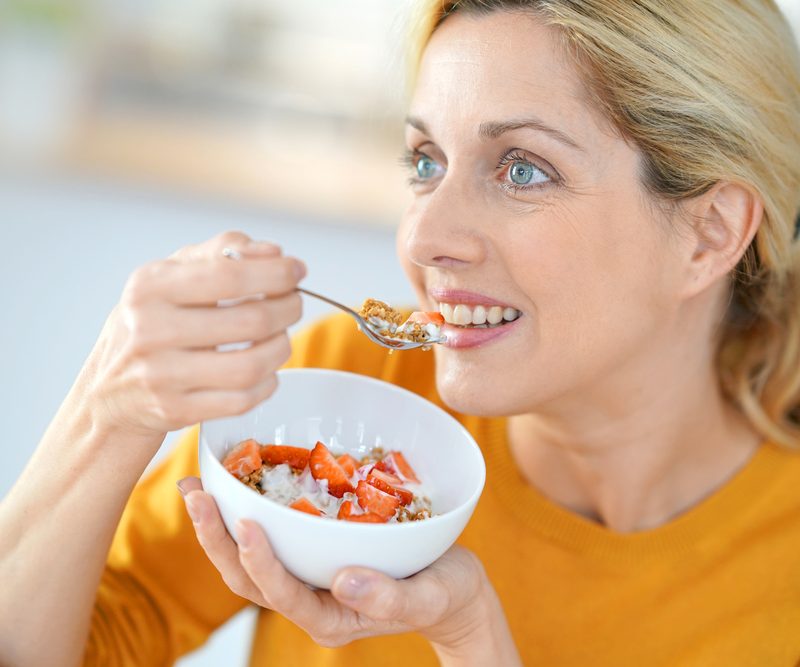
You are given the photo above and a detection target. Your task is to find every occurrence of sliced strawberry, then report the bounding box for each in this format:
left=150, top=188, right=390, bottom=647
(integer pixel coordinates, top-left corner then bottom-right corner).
left=367, top=470, right=413, bottom=506
left=337, top=499, right=355, bottom=520
left=289, top=497, right=323, bottom=516
left=369, top=466, right=403, bottom=486
left=336, top=453, right=358, bottom=477
left=260, top=445, right=311, bottom=471
left=338, top=500, right=386, bottom=523
left=309, top=441, right=354, bottom=498
left=381, top=451, right=420, bottom=484
left=405, top=311, right=445, bottom=326
left=355, top=480, right=400, bottom=520
left=222, top=439, right=262, bottom=478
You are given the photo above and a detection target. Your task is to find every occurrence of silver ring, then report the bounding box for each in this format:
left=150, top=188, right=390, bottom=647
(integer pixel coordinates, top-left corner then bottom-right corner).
left=222, top=247, right=242, bottom=260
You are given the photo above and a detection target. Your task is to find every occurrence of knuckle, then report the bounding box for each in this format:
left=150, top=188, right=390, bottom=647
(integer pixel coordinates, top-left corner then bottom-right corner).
left=260, top=373, right=279, bottom=398
left=124, top=264, right=154, bottom=306
left=279, top=258, right=298, bottom=286
left=126, top=316, right=161, bottom=355
left=272, top=333, right=292, bottom=365
left=137, top=364, right=164, bottom=393
left=216, top=230, right=250, bottom=247
left=309, top=631, right=347, bottom=649
left=247, top=376, right=278, bottom=410
left=380, top=589, right=407, bottom=619
left=289, top=292, right=303, bottom=321
left=149, top=396, right=177, bottom=428
left=223, top=578, right=248, bottom=600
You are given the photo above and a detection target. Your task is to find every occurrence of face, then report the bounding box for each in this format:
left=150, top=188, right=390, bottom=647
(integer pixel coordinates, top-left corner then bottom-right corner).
left=397, top=10, right=689, bottom=417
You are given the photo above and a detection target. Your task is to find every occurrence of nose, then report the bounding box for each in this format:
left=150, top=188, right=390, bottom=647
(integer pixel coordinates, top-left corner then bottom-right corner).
left=402, top=174, right=488, bottom=271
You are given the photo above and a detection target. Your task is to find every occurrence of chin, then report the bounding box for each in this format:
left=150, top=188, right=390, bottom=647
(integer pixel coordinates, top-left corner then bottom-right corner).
left=434, top=359, right=535, bottom=417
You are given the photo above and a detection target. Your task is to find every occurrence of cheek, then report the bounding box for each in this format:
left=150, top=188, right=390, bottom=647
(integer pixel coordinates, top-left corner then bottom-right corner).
left=432, top=207, right=677, bottom=416
left=396, top=216, right=427, bottom=305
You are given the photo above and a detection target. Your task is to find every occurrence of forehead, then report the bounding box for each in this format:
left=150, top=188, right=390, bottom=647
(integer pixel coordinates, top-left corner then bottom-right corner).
left=410, top=10, right=594, bottom=140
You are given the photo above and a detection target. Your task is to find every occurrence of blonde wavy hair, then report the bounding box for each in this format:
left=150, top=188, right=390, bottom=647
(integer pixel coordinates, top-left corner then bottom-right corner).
left=408, top=0, right=800, bottom=447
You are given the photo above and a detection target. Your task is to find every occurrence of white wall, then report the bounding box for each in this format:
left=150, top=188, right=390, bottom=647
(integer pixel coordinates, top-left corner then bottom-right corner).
left=0, top=172, right=414, bottom=666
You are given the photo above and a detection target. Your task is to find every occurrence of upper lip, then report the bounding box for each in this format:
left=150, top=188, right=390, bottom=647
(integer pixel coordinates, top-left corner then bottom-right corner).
left=428, top=288, right=519, bottom=310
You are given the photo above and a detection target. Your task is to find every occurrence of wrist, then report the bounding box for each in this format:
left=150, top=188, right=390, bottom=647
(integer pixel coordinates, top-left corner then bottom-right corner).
left=426, top=574, right=522, bottom=667
left=73, top=340, right=167, bottom=454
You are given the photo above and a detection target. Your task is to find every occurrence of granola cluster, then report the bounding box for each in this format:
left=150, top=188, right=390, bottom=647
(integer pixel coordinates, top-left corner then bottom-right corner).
left=359, top=299, right=404, bottom=330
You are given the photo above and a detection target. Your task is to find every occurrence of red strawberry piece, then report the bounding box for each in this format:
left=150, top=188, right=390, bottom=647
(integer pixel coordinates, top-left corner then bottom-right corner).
left=260, top=445, right=311, bottom=471
left=309, top=441, right=355, bottom=498
left=338, top=500, right=386, bottom=523
left=355, top=480, right=400, bottom=521
left=405, top=311, right=445, bottom=326
left=222, top=439, right=262, bottom=478
left=369, top=466, right=403, bottom=486
left=289, top=497, right=323, bottom=516
left=384, top=451, right=420, bottom=484
left=336, top=453, right=358, bottom=477
left=367, top=470, right=413, bottom=506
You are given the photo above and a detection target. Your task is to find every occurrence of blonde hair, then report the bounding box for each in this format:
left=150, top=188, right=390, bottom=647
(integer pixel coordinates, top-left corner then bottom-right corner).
left=409, top=0, right=800, bottom=447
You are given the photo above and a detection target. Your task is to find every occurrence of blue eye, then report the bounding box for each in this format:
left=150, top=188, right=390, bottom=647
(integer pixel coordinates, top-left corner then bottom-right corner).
left=508, top=160, right=549, bottom=186
left=415, top=155, right=440, bottom=180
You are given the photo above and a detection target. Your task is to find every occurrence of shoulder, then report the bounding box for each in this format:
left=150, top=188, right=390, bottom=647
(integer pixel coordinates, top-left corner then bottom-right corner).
left=284, top=313, right=441, bottom=406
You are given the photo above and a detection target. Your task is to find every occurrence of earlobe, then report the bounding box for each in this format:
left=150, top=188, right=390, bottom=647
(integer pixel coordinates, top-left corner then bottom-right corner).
left=684, top=181, right=763, bottom=294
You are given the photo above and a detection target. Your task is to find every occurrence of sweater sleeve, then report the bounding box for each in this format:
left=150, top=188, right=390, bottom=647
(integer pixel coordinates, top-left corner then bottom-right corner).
left=82, top=425, right=248, bottom=666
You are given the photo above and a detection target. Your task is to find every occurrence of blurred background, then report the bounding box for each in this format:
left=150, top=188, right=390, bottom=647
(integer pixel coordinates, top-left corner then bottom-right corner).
left=1, top=1, right=798, bottom=665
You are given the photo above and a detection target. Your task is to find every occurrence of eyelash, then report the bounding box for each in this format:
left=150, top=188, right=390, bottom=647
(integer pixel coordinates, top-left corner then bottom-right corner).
left=399, top=148, right=559, bottom=192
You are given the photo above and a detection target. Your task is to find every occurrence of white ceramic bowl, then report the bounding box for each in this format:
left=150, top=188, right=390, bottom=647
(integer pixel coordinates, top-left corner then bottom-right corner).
left=199, top=368, right=485, bottom=589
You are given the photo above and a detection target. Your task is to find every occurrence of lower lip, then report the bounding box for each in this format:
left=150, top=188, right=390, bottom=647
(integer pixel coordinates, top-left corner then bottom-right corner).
left=440, top=318, right=522, bottom=349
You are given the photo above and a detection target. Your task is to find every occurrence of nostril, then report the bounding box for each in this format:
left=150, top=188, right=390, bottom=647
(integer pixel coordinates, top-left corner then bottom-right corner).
left=432, top=256, right=469, bottom=267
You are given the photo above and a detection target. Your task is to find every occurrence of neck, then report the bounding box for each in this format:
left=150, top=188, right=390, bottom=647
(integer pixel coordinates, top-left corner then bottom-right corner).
left=507, top=346, right=761, bottom=533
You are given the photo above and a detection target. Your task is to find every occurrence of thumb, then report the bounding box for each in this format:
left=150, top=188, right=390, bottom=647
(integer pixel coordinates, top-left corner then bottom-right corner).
left=330, top=567, right=411, bottom=622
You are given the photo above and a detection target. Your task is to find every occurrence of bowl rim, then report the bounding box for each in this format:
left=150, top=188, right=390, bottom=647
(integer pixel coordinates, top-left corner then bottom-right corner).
left=199, top=367, right=487, bottom=529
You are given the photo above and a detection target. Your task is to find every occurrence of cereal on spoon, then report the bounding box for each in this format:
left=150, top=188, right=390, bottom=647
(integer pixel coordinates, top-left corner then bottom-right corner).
left=358, top=298, right=445, bottom=349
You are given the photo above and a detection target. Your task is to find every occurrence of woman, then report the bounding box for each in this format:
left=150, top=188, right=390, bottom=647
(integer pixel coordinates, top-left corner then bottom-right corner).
left=2, top=1, right=799, bottom=665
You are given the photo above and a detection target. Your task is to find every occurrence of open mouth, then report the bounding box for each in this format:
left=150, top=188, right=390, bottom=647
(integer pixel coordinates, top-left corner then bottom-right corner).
left=436, top=302, right=522, bottom=329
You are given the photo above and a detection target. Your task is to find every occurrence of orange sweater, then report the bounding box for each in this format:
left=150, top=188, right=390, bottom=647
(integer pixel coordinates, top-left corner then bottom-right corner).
left=85, top=314, right=800, bottom=666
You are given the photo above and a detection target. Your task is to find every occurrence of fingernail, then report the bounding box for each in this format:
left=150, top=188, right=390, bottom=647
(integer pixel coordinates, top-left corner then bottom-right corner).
left=176, top=478, right=191, bottom=496
left=236, top=520, right=252, bottom=550
left=185, top=495, right=203, bottom=525
left=293, top=259, right=307, bottom=281
left=336, top=574, right=370, bottom=601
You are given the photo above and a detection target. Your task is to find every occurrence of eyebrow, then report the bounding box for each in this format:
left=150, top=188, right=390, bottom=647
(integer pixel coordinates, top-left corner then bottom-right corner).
left=405, top=115, right=583, bottom=152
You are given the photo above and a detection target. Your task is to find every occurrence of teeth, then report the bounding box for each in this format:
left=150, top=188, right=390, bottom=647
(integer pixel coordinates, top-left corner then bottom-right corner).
left=487, top=306, right=504, bottom=325
left=452, top=304, right=473, bottom=326
left=436, top=302, right=520, bottom=327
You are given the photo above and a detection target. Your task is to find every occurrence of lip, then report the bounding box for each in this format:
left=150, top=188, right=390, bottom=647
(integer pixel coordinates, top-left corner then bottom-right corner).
left=440, top=318, right=522, bottom=349
left=428, top=288, right=516, bottom=309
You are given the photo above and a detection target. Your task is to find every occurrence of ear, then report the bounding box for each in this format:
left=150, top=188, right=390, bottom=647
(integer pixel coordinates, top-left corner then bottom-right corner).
left=681, top=181, right=763, bottom=298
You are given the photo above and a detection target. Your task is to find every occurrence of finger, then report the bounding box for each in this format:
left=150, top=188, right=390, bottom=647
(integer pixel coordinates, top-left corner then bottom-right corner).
left=176, top=374, right=281, bottom=423
left=170, top=293, right=302, bottom=349
left=170, top=231, right=281, bottom=263
left=235, top=519, right=329, bottom=626
left=176, top=476, right=202, bottom=495
left=167, top=333, right=291, bottom=391
left=330, top=568, right=416, bottom=622
left=131, top=254, right=306, bottom=307
left=331, top=547, right=482, bottom=628
left=183, top=488, right=267, bottom=605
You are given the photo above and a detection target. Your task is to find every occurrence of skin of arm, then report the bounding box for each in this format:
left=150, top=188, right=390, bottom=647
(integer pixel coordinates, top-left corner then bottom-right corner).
left=0, top=232, right=305, bottom=667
